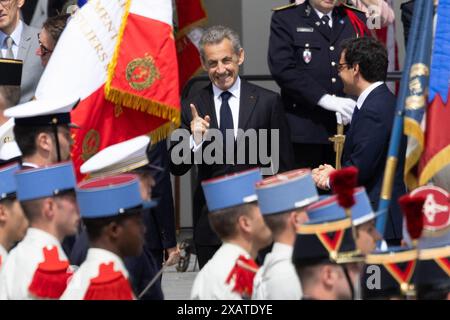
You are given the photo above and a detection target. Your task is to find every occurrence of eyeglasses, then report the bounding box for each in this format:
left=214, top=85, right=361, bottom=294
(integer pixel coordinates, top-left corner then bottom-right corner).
left=337, top=63, right=352, bottom=72
left=37, top=33, right=53, bottom=56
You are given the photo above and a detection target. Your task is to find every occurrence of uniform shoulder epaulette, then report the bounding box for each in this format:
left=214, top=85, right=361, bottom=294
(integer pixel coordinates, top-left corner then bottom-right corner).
left=84, top=262, right=134, bottom=300
left=341, top=2, right=365, bottom=14
left=272, top=3, right=297, bottom=12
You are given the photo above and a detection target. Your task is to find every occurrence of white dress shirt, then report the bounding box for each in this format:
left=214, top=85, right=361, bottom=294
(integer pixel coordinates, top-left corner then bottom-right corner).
left=191, top=77, right=242, bottom=151
left=252, top=242, right=303, bottom=300
left=191, top=242, right=251, bottom=300
left=313, top=8, right=333, bottom=28
left=0, top=20, right=23, bottom=59
left=61, top=248, right=132, bottom=300
left=0, top=228, right=69, bottom=300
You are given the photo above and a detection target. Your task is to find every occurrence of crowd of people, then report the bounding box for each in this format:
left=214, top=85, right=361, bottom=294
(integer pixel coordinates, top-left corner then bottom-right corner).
left=0, top=0, right=448, bottom=300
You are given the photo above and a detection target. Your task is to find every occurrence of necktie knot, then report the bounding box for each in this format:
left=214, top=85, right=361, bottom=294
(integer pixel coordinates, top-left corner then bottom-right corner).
left=220, top=91, right=232, bottom=102
left=321, top=15, right=331, bottom=27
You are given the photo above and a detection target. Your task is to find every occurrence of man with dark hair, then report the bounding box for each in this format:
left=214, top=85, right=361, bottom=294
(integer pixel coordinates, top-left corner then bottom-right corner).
left=0, top=162, right=79, bottom=299
left=61, top=174, right=154, bottom=300
left=36, top=13, right=70, bottom=67
left=0, top=0, right=44, bottom=102
left=5, top=98, right=78, bottom=168
left=312, top=37, right=406, bottom=245
left=252, top=169, right=318, bottom=300
left=0, top=162, right=28, bottom=270
left=191, top=169, right=272, bottom=299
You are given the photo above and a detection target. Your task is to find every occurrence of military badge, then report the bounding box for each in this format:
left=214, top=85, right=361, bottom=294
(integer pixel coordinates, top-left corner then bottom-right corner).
left=411, top=186, right=450, bottom=236
left=126, top=54, right=160, bottom=91
left=303, top=49, right=312, bottom=64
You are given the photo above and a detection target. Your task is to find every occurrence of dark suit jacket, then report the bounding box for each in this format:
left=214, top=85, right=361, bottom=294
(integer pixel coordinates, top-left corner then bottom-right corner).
left=401, top=0, right=415, bottom=47
left=268, top=1, right=367, bottom=144
left=170, top=79, right=294, bottom=245
left=342, top=83, right=406, bottom=240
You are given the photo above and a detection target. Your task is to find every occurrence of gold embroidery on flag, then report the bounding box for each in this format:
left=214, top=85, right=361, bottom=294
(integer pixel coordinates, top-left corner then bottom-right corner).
left=126, top=54, right=160, bottom=91
left=82, top=129, right=101, bottom=161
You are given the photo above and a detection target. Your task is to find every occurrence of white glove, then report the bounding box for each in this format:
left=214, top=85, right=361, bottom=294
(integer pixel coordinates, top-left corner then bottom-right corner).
left=318, top=94, right=356, bottom=125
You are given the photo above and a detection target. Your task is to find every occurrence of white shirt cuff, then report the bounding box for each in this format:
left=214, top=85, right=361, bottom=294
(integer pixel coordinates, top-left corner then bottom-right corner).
left=190, top=135, right=204, bottom=152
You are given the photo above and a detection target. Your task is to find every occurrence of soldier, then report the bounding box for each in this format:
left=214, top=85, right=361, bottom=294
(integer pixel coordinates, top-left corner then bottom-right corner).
left=70, top=135, right=176, bottom=300
left=4, top=98, right=79, bottom=168
left=61, top=174, right=155, bottom=300
left=307, top=187, right=385, bottom=254
left=293, top=214, right=364, bottom=300
left=0, top=162, right=79, bottom=299
left=361, top=247, right=418, bottom=299
left=252, top=169, right=319, bottom=300
left=191, top=169, right=272, bottom=299
left=0, top=162, right=28, bottom=270
left=268, top=0, right=368, bottom=169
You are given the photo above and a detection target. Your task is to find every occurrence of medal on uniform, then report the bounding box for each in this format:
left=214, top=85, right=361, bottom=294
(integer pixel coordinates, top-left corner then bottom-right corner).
left=303, top=49, right=312, bottom=64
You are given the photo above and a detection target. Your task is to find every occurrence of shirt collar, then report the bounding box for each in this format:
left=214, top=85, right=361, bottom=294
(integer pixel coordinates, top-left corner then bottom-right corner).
left=221, top=241, right=251, bottom=258
left=26, top=227, right=61, bottom=247
left=272, top=242, right=294, bottom=257
left=356, top=81, right=384, bottom=110
left=212, top=76, right=241, bottom=101
left=85, top=248, right=129, bottom=278
left=0, top=20, right=23, bottom=48
left=313, top=7, right=332, bottom=22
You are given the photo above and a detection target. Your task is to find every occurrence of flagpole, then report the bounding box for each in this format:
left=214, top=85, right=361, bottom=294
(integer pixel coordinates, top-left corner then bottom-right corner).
left=375, top=0, right=429, bottom=236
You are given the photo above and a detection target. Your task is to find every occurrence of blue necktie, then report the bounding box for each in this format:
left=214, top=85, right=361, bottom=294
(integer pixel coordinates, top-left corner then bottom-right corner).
left=220, top=91, right=234, bottom=144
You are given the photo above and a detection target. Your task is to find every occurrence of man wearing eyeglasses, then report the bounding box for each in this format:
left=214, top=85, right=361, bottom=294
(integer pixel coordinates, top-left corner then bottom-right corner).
left=0, top=0, right=44, bottom=102
left=35, top=13, right=69, bottom=67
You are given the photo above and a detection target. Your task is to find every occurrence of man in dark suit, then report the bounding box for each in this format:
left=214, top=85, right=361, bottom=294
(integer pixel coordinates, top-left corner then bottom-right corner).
left=170, top=25, right=294, bottom=268
left=312, top=37, right=405, bottom=244
left=268, top=0, right=368, bottom=170
left=0, top=0, right=44, bottom=102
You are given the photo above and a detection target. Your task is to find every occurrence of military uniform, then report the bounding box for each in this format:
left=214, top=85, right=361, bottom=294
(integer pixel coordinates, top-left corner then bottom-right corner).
left=268, top=1, right=367, bottom=168
left=62, top=174, right=157, bottom=300
left=0, top=162, right=77, bottom=300
left=191, top=169, right=263, bottom=300
left=253, top=169, right=319, bottom=300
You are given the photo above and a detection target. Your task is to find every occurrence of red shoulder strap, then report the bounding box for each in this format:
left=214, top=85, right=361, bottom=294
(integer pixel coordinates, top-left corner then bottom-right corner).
left=225, top=255, right=259, bottom=299
left=28, top=246, right=71, bottom=299
left=83, top=262, right=134, bottom=300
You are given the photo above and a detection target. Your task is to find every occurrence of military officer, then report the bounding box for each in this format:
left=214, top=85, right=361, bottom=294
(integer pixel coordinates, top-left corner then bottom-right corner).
left=61, top=174, right=156, bottom=300
left=191, top=169, right=272, bottom=300
left=268, top=0, right=368, bottom=169
left=0, top=162, right=79, bottom=299
left=293, top=213, right=365, bottom=300
left=252, top=169, right=319, bottom=300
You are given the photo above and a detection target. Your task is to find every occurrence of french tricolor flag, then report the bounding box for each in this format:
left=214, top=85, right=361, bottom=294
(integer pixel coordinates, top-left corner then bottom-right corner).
left=36, top=0, right=180, bottom=180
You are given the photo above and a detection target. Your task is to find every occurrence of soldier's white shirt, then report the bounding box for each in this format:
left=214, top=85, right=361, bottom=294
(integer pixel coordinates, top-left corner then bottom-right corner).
left=0, top=228, right=68, bottom=300
left=191, top=242, right=251, bottom=300
left=0, top=244, right=7, bottom=271
left=252, top=242, right=302, bottom=300
left=60, top=248, right=131, bottom=300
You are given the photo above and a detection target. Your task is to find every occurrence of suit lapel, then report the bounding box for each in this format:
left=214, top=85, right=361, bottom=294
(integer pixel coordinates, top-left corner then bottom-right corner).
left=17, top=24, right=32, bottom=61
left=330, top=8, right=346, bottom=44
left=237, top=80, right=257, bottom=131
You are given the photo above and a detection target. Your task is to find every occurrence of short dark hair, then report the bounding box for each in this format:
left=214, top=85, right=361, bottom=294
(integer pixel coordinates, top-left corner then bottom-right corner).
left=20, top=198, right=44, bottom=223
left=0, top=85, right=21, bottom=108
left=43, top=14, right=70, bottom=44
left=341, top=37, right=388, bottom=82
left=83, top=212, right=140, bottom=242
left=263, top=212, right=289, bottom=238
left=13, top=124, right=69, bottom=158
left=208, top=203, right=255, bottom=240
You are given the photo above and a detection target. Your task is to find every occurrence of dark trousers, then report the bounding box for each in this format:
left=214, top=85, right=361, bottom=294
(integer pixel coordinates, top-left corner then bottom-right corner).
left=196, top=244, right=221, bottom=269
left=292, top=143, right=335, bottom=170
